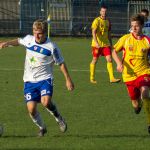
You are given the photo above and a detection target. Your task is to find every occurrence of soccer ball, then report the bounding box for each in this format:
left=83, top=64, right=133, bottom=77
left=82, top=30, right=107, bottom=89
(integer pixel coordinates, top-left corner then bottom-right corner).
left=0, top=125, right=3, bottom=136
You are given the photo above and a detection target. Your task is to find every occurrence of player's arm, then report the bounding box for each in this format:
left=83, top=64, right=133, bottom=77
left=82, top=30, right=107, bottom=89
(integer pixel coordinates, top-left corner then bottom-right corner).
left=108, top=20, right=112, bottom=48
left=108, top=30, right=112, bottom=48
left=0, top=39, right=19, bottom=49
left=59, top=62, right=74, bottom=91
left=92, top=28, right=100, bottom=48
left=112, top=49, right=123, bottom=73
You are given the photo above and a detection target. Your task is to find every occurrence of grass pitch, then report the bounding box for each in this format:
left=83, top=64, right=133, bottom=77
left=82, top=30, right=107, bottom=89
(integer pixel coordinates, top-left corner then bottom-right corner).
left=0, top=37, right=150, bottom=150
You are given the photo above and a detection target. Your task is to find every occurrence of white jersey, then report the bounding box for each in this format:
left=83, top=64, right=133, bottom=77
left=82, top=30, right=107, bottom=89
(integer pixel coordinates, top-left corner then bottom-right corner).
left=143, top=19, right=150, bottom=37
left=18, top=35, right=64, bottom=82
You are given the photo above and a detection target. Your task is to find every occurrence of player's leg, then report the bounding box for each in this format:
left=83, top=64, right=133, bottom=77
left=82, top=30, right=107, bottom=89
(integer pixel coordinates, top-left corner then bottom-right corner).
left=40, top=78, right=67, bottom=132
left=90, top=47, right=99, bottom=83
left=24, top=82, right=46, bottom=137
left=126, top=81, right=142, bottom=114
left=41, top=96, right=67, bottom=133
left=141, top=86, right=150, bottom=133
left=105, top=55, right=121, bottom=83
left=104, top=47, right=121, bottom=83
left=131, top=99, right=142, bottom=114
left=26, top=101, right=47, bottom=137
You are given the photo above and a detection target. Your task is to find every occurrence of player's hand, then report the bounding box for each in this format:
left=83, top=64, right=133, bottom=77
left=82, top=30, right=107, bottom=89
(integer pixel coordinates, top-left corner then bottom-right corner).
left=66, top=78, right=74, bottom=91
left=0, top=42, right=7, bottom=49
left=117, top=63, right=123, bottom=73
left=95, top=43, right=100, bottom=49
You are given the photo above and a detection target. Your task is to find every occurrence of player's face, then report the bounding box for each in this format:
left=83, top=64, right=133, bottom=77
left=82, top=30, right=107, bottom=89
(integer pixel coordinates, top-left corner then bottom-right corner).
left=131, top=21, right=143, bottom=36
left=100, top=8, right=107, bottom=19
left=33, top=28, right=46, bottom=43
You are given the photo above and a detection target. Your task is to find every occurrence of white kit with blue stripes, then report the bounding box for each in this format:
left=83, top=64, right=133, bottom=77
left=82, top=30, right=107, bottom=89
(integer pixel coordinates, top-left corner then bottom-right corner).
left=18, top=35, right=64, bottom=82
left=143, top=19, right=150, bottom=37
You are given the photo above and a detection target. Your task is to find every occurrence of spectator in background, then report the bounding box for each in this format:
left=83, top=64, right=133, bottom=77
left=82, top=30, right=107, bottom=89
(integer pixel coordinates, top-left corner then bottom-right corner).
left=140, top=9, right=150, bottom=37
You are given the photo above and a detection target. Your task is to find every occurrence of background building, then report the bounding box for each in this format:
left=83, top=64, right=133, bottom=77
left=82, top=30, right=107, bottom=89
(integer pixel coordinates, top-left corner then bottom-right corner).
left=0, top=0, right=150, bottom=36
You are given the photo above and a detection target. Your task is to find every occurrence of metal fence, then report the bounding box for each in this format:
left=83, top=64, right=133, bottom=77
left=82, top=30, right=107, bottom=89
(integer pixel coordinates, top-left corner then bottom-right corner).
left=0, top=0, right=150, bottom=36
left=0, top=0, right=20, bottom=34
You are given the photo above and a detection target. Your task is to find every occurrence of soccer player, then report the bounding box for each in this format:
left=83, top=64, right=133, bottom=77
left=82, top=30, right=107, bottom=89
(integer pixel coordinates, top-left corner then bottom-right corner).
left=112, top=14, right=150, bottom=133
left=90, top=5, right=121, bottom=84
left=140, top=9, right=150, bottom=37
left=0, top=19, right=74, bottom=137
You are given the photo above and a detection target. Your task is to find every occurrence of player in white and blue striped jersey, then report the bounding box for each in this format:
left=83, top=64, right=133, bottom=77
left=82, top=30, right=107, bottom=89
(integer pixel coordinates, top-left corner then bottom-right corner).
left=0, top=19, right=74, bottom=137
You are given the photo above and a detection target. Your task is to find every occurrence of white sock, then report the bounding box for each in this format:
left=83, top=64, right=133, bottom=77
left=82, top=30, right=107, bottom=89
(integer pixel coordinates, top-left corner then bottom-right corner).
left=30, top=112, right=45, bottom=130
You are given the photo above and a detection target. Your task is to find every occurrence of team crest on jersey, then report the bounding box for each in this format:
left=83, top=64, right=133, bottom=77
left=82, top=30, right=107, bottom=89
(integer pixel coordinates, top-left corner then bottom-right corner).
left=129, top=45, right=133, bottom=51
left=40, top=48, right=44, bottom=53
left=34, top=46, right=38, bottom=51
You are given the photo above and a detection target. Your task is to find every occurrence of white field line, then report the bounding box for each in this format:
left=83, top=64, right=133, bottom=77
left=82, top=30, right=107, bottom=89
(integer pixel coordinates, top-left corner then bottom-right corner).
left=0, top=68, right=115, bottom=72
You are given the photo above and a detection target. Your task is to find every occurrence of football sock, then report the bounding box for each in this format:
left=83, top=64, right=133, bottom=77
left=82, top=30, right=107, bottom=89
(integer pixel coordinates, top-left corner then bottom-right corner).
left=143, top=98, right=150, bottom=126
left=90, top=63, right=96, bottom=81
left=107, top=62, right=115, bottom=80
left=46, top=102, right=60, bottom=118
left=30, top=112, right=45, bottom=129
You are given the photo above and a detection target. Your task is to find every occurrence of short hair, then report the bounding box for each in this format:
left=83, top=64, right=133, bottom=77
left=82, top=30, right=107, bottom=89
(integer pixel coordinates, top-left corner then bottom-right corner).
left=130, top=14, right=145, bottom=26
left=33, top=19, right=48, bottom=34
left=141, top=9, right=149, bottom=16
left=100, top=5, right=108, bottom=10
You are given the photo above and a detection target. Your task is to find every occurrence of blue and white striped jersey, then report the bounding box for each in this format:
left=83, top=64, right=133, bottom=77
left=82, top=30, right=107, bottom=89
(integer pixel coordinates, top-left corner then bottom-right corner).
left=18, top=35, right=64, bottom=82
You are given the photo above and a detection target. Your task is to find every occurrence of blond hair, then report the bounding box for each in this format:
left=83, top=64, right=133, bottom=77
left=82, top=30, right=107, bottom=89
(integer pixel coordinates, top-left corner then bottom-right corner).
left=33, top=19, right=48, bottom=34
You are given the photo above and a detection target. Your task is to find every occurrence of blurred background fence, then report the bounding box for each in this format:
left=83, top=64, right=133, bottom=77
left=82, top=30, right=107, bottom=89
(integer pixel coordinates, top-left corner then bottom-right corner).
left=0, top=0, right=150, bottom=36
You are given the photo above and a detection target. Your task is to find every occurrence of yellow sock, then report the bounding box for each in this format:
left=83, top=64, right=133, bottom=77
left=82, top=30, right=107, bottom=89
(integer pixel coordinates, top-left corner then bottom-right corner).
left=143, top=98, right=150, bottom=126
left=90, top=63, right=96, bottom=81
left=107, top=62, right=114, bottom=80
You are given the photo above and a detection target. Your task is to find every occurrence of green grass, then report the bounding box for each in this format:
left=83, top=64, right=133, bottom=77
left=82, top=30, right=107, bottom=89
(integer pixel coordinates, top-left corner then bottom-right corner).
left=0, top=37, right=150, bottom=150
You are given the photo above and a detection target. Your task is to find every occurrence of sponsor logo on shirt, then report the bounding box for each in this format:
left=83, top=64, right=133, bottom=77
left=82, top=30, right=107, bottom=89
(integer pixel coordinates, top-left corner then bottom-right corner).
left=34, top=46, right=38, bottom=51
left=129, top=45, right=133, bottom=51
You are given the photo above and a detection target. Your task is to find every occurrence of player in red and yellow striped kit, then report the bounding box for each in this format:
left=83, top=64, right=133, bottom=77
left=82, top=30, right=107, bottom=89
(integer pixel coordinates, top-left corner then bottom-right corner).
left=90, top=5, right=120, bottom=84
left=112, top=14, right=150, bottom=134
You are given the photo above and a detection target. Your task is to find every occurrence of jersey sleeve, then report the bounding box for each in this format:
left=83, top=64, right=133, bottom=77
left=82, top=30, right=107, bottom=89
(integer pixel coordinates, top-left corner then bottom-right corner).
left=91, top=18, right=99, bottom=30
left=113, top=35, right=128, bottom=52
left=52, top=44, right=64, bottom=65
left=18, top=35, right=32, bottom=47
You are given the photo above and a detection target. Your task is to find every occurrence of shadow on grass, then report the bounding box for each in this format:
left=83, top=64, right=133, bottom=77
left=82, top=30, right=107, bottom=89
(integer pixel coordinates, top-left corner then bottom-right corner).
left=1, top=149, right=67, bottom=150
left=1, top=134, right=150, bottom=139
left=1, top=135, right=37, bottom=138
left=53, top=134, right=150, bottom=139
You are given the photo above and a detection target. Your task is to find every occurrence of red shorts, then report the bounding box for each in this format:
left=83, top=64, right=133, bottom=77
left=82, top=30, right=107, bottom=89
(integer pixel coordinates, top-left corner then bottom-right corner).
left=125, top=74, right=150, bottom=100
left=92, top=47, right=111, bottom=58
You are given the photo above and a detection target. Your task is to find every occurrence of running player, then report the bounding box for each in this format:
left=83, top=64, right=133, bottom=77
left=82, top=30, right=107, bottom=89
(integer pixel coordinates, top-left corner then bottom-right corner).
left=0, top=19, right=74, bottom=137
left=112, top=14, right=150, bottom=133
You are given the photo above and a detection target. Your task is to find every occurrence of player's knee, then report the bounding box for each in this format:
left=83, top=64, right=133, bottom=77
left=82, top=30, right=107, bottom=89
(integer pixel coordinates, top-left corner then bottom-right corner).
left=91, top=59, right=98, bottom=64
left=141, top=87, right=149, bottom=99
left=42, top=100, right=49, bottom=107
left=106, top=57, right=112, bottom=62
left=28, top=110, right=37, bottom=116
left=41, top=97, right=51, bottom=107
left=106, top=55, right=112, bottom=62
